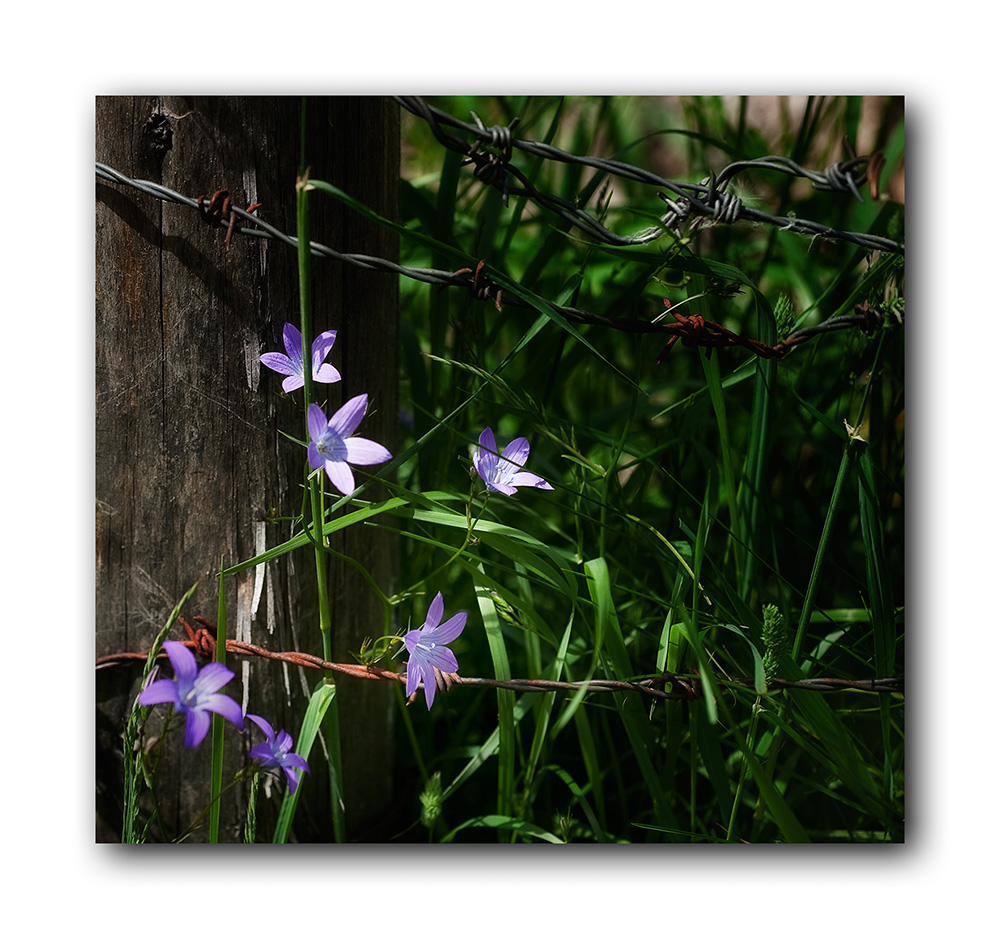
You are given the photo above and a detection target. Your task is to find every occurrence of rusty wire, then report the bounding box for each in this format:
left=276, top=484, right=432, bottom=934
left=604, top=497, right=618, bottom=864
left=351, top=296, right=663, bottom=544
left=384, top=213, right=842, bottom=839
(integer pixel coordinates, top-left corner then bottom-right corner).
left=395, top=96, right=904, bottom=255
left=94, top=617, right=903, bottom=701
left=96, top=163, right=897, bottom=362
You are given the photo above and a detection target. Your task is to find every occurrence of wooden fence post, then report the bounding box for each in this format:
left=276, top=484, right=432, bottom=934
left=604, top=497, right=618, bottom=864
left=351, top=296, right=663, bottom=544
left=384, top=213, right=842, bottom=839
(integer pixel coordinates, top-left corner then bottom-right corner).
left=96, top=96, right=399, bottom=842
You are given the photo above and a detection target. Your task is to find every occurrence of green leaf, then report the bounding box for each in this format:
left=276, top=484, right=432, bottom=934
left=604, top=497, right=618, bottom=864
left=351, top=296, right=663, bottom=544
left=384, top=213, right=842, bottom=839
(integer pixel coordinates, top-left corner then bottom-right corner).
left=441, top=814, right=565, bottom=844
left=273, top=680, right=338, bottom=844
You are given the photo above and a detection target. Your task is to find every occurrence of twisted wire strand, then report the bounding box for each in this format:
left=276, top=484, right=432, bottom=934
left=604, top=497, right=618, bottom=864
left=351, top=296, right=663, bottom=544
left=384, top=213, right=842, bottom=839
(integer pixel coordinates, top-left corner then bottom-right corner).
left=94, top=636, right=903, bottom=700
left=96, top=162, right=896, bottom=358
left=395, top=96, right=903, bottom=255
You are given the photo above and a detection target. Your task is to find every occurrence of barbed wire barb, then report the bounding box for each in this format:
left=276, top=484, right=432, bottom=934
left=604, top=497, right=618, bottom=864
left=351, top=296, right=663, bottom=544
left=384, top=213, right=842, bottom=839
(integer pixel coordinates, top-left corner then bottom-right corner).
left=96, top=163, right=898, bottom=362
left=394, top=96, right=904, bottom=255
left=95, top=618, right=903, bottom=700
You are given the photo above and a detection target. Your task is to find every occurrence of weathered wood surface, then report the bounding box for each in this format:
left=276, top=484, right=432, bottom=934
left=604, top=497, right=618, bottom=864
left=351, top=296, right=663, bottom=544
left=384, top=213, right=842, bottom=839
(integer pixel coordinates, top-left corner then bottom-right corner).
left=96, top=96, right=399, bottom=841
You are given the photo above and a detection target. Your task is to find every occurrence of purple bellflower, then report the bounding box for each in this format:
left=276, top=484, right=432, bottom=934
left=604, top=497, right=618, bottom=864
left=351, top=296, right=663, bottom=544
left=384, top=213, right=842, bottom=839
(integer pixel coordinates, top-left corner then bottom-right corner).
left=260, top=322, right=341, bottom=393
left=137, top=641, right=244, bottom=749
left=404, top=592, right=467, bottom=710
left=473, top=427, right=554, bottom=496
left=307, top=396, right=392, bottom=496
left=245, top=714, right=311, bottom=794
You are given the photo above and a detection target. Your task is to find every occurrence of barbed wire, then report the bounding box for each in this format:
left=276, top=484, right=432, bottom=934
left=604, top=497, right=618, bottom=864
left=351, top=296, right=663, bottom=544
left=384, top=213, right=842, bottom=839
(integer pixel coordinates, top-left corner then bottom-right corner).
left=94, top=617, right=903, bottom=701
left=395, top=96, right=904, bottom=255
left=96, top=163, right=898, bottom=360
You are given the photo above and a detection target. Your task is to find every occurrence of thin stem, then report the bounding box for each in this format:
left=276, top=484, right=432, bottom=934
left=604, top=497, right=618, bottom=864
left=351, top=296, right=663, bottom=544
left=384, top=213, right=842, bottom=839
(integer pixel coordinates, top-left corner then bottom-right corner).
left=296, top=170, right=334, bottom=665
left=177, top=767, right=257, bottom=844
left=209, top=560, right=227, bottom=843
left=726, top=697, right=762, bottom=841
left=389, top=485, right=490, bottom=605
left=791, top=444, right=856, bottom=665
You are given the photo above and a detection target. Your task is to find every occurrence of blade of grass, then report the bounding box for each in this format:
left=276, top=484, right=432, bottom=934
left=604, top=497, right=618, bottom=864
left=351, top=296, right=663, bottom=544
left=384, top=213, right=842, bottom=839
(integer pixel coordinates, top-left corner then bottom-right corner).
left=441, top=815, right=564, bottom=844
left=122, top=581, right=199, bottom=843
left=584, top=557, right=675, bottom=830
left=699, top=345, right=743, bottom=583
left=739, top=289, right=777, bottom=599
left=857, top=442, right=897, bottom=808
left=273, top=679, right=338, bottom=844
left=791, top=438, right=858, bottom=664
left=474, top=563, right=516, bottom=823
left=209, top=563, right=227, bottom=843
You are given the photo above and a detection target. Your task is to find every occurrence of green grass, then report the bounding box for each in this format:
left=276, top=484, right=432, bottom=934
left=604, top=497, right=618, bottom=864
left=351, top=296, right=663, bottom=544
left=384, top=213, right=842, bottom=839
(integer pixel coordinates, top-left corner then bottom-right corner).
left=382, top=95, right=903, bottom=843
left=132, top=96, right=903, bottom=844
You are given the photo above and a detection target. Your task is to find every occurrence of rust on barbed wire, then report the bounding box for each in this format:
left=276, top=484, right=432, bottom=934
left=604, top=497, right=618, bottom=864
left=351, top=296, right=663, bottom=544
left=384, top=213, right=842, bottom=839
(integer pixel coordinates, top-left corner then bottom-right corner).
left=96, top=163, right=900, bottom=362
left=454, top=259, right=504, bottom=311
left=94, top=616, right=902, bottom=700
left=393, top=95, right=904, bottom=255
left=197, top=187, right=263, bottom=249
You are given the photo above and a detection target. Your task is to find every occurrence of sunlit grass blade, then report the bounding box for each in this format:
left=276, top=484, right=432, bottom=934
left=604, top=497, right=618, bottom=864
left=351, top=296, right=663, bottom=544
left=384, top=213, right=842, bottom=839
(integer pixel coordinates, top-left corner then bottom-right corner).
left=739, top=290, right=777, bottom=600
left=700, top=346, right=743, bottom=583
left=209, top=564, right=227, bottom=844
left=791, top=440, right=858, bottom=665
left=548, top=765, right=607, bottom=843
left=857, top=443, right=898, bottom=808
left=122, top=581, right=199, bottom=844
left=273, top=679, right=338, bottom=844
left=584, top=557, right=675, bottom=831
left=474, top=566, right=516, bottom=825
left=221, top=497, right=410, bottom=576
left=441, top=815, right=565, bottom=844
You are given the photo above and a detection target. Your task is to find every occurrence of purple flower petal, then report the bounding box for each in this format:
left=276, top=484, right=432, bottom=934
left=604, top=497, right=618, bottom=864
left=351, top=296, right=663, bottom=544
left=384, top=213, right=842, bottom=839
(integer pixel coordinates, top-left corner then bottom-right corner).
left=247, top=717, right=311, bottom=793
left=430, top=611, right=467, bottom=645
left=426, top=592, right=444, bottom=630
left=138, top=641, right=242, bottom=748
left=307, top=442, right=324, bottom=470
left=484, top=477, right=518, bottom=496
left=343, top=437, right=393, bottom=466
left=259, top=352, right=297, bottom=376
left=323, top=459, right=357, bottom=496
left=311, top=329, right=338, bottom=368
left=202, top=693, right=245, bottom=730
left=245, top=713, right=275, bottom=740
left=328, top=394, right=369, bottom=438
left=307, top=403, right=330, bottom=442
left=282, top=323, right=305, bottom=366
left=193, top=661, right=236, bottom=696
left=473, top=427, right=551, bottom=496
left=511, top=471, right=554, bottom=490
left=501, top=437, right=530, bottom=469
left=403, top=594, right=466, bottom=710
left=423, top=645, right=459, bottom=674
left=305, top=398, right=390, bottom=496
left=163, top=641, right=198, bottom=683
left=404, top=649, right=423, bottom=697
left=314, top=363, right=342, bottom=384
left=422, top=668, right=437, bottom=709
left=283, top=753, right=310, bottom=773
left=137, top=678, right=180, bottom=707
left=185, top=709, right=212, bottom=749
left=475, top=427, right=499, bottom=478
left=261, top=323, right=340, bottom=391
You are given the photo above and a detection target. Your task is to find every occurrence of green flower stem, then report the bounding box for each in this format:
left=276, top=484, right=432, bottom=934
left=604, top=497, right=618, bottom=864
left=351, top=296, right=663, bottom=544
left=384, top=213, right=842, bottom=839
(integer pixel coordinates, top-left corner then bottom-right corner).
left=310, top=474, right=334, bottom=664
left=209, top=561, right=227, bottom=843
left=599, top=389, right=636, bottom=559
left=791, top=442, right=857, bottom=665
left=389, top=485, right=489, bottom=606
left=295, top=171, right=335, bottom=665
left=178, top=766, right=257, bottom=844
left=726, top=697, right=763, bottom=842
left=296, top=161, right=342, bottom=839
